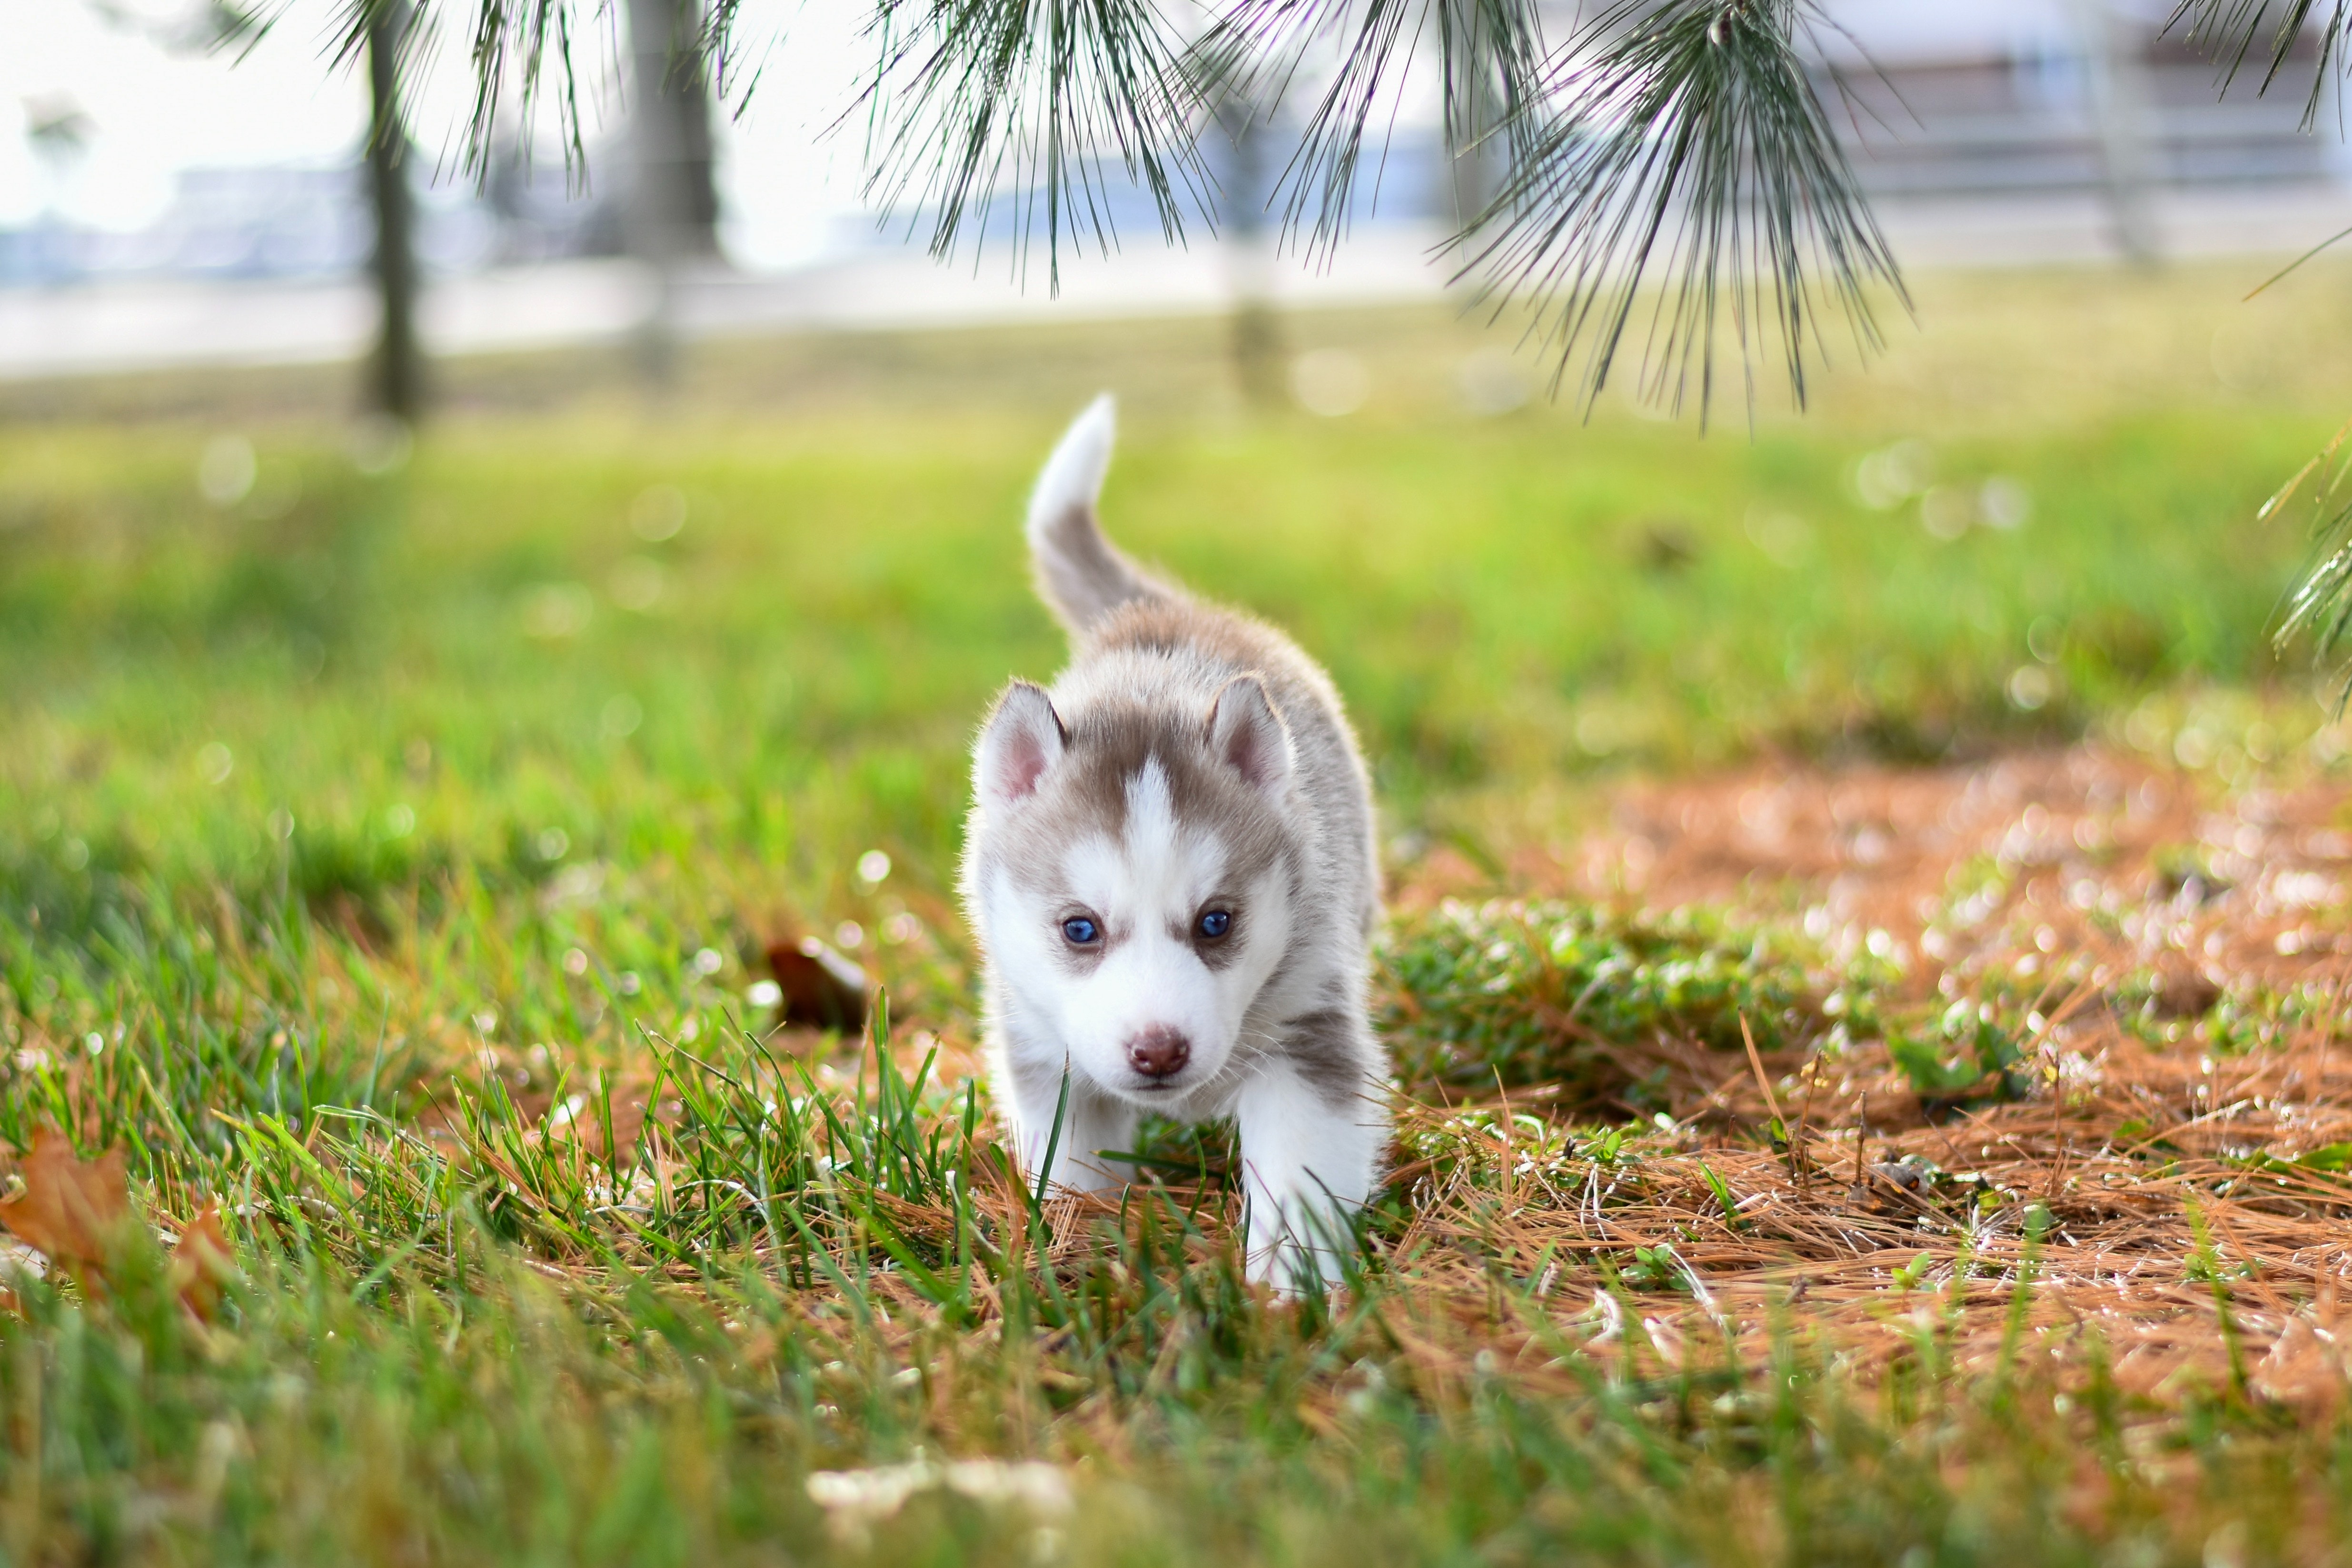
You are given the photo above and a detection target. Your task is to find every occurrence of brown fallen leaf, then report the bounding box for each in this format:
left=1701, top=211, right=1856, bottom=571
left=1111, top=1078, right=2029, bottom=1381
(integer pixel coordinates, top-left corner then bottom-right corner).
left=765, top=933, right=871, bottom=1034
left=170, top=1202, right=236, bottom=1323
left=0, top=1129, right=133, bottom=1277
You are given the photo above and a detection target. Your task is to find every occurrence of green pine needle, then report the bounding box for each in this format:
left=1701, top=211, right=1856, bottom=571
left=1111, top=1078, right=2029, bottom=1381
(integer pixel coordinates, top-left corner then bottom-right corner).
left=2163, top=0, right=2351, bottom=126
left=853, top=0, right=1214, bottom=291
left=1463, top=0, right=1906, bottom=420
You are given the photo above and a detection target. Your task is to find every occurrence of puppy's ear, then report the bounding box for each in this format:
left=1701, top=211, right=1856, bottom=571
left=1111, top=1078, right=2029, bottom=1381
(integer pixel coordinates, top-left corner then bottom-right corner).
left=976, top=682, right=1066, bottom=806
left=1206, top=676, right=1293, bottom=795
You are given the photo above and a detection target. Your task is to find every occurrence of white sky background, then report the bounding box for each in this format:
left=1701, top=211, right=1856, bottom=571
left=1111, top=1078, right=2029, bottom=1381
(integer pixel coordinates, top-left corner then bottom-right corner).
left=3, top=0, right=367, bottom=229
left=0, top=0, right=878, bottom=267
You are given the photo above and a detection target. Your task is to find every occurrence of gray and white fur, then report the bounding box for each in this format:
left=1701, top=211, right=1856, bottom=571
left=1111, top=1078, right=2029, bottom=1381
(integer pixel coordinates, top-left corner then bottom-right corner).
left=959, top=395, right=1389, bottom=1286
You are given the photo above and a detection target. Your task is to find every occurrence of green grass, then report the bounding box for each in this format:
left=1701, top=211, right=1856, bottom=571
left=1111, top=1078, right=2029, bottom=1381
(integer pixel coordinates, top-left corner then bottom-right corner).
left=3, top=368, right=2332, bottom=913
left=1379, top=900, right=1896, bottom=1101
left=5, top=262, right=2352, bottom=1563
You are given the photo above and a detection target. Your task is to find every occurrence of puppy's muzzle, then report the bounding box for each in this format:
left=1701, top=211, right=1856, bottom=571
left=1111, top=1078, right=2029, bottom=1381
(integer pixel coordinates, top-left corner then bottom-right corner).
left=1125, top=1026, right=1191, bottom=1083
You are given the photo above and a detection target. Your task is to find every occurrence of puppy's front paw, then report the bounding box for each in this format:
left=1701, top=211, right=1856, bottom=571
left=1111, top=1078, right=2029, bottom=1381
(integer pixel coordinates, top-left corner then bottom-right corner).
left=1245, top=1229, right=1352, bottom=1298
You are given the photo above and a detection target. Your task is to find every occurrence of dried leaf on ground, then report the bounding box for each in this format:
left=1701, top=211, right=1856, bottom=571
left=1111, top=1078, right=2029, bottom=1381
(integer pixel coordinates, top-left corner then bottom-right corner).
left=171, top=1202, right=236, bottom=1322
left=0, top=1129, right=133, bottom=1275
left=766, top=933, right=871, bottom=1034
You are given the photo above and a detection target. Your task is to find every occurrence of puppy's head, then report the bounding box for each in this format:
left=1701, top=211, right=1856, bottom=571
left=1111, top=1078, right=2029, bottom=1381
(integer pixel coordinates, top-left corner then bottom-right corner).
left=970, top=676, right=1302, bottom=1103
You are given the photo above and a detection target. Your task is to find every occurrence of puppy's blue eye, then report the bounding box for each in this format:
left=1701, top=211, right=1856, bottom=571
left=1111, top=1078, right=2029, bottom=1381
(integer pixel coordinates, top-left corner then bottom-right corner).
left=1197, top=910, right=1232, bottom=940
left=1062, top=917, right=1100, bottom=945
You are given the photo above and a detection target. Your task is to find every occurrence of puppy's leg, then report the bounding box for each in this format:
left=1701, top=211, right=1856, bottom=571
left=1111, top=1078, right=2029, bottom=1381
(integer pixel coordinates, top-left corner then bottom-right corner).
left=1234, top=1064, right=1386, bottom=1290
left=1002, top=1056, right=1138, bottom=1195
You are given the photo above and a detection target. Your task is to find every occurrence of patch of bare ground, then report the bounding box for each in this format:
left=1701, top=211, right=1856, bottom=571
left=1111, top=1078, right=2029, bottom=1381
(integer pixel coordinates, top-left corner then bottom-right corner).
left=1361, top=744, right=2352, bottom=1410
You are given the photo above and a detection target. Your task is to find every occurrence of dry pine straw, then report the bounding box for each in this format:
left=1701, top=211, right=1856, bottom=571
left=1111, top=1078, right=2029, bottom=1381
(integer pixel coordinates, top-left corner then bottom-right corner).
left=848, top=744, right=2352, bottom=1414
left=1334, top=744, right=2352, bottom=1410
left=827, top=1040, right=2352, bottom=1434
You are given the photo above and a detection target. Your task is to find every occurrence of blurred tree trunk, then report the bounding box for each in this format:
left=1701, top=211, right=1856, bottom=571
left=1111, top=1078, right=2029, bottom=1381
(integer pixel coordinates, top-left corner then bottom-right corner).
left=627, top=0, right=720, bottom=258
left=626, top=0, right=720, bottom=383
left=365, top=0, right=423, bottom=423
left=1212, top=84, right=1281, bottom=407
left=2068, top=0, right=2161, bottom=267
left=1438, top=0, right=1505, bottom=254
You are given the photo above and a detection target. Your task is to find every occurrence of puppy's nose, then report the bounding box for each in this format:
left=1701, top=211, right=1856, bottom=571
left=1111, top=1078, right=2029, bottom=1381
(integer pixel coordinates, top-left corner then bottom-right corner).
left=1125, top=1026, right=1191, bottom=1080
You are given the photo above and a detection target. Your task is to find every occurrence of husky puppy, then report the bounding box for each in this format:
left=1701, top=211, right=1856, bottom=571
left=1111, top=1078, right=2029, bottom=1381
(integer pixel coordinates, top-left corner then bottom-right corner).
left=960, top=396, right=1389, bottom=1286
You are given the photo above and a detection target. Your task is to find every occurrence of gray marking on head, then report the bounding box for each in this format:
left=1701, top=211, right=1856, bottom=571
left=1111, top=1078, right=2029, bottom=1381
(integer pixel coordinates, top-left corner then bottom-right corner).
left=985, top=699, right=1300, bottom=910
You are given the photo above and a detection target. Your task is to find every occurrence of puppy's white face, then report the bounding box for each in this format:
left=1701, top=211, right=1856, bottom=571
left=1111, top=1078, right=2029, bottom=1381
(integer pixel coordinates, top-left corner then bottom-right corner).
left=971, top=677, right=1300, bottom=1105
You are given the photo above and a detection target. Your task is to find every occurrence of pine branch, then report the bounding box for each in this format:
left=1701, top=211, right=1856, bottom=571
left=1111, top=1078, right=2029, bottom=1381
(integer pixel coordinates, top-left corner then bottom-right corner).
left=2163, top=0, right=2351, bottom=125
left=2166, top=6, right=2352, bottom=696
left=2269, top=421, right=2352, bottom=711
left=852, top=0, right=1214, bottom=291
left=1464, top=0, right=1905, bottom=418
left=278, top=1, right=1900, bottom=416
left=310, top=0, right=602, bottom=185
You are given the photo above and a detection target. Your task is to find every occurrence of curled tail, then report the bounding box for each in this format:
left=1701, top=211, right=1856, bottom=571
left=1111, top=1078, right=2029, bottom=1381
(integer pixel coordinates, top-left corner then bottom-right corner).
left=1026, top=395, right=1168, bottom=635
